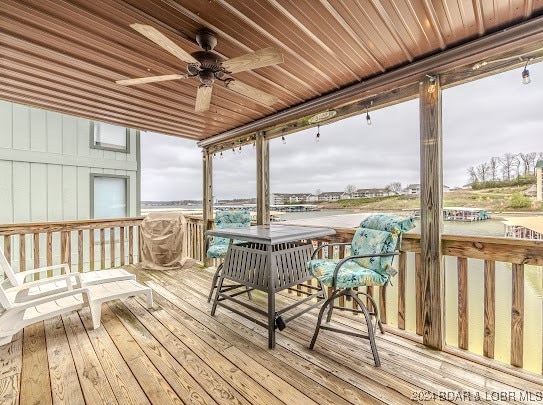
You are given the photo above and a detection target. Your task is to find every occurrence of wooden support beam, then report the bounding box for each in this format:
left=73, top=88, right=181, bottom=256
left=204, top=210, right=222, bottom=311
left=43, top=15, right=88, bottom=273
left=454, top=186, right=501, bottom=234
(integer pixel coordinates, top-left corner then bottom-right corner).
left=202, top=149, right=213, bottom=266
left=256, top=134, right=270, bottom=225
left=419, top=75, right=445, bottom=350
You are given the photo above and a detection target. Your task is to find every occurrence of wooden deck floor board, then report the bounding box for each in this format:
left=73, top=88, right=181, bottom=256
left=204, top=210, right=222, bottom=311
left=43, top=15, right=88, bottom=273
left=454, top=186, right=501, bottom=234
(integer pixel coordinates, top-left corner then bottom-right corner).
left=137, top=279, right=361, bottom=405
left=20, top=322, right=52, bottom=405
left=109, top=299, right=241, bottom=405
left=99, top=303, right=182, bottom=405
left=43, top=316, right=85, bottom=404
left=1, top=264, right=541, bottom=405
left=61, top=311, right=118, bottom=404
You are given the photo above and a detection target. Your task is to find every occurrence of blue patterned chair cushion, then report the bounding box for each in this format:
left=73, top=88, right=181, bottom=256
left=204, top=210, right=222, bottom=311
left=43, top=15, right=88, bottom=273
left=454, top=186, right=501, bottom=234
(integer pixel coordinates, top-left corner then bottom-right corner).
left=351, top=228, right=398, bottom=277
left=307, top=259, right=389, bottom=288
left=206, top=243, right=230, bottom=259
left=308, top=214, right=415, bottom=288
left=360, top=214, right=415, bottom=234
left=206, top=210, right=251, bottom=259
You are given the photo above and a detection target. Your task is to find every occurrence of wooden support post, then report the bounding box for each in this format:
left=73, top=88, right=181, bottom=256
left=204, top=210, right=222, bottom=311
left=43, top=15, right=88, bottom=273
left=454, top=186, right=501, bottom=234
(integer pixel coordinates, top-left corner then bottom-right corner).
left=256, top=133, right=270, bottom=225
left=420, top=74, right=445, bottom=350
left=202, top=149, right=214, bottom=266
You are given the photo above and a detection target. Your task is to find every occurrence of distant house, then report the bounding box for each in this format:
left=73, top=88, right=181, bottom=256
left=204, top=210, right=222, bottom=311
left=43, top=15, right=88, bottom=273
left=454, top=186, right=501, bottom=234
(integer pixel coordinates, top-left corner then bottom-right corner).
left=403, top=184, right=421, bottom=194
left=352, top=188, right=392, bottom=198
left=317, top=191, right=345, bottom=201
left=270, top=193, right=311, bottom=204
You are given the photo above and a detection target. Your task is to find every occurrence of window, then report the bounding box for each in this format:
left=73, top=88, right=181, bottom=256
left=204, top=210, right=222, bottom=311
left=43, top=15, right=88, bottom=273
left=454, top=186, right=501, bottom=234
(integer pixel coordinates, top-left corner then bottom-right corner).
left=90, top=122, right=129, bottom=152
left=91, top=175, right=129, bottom=218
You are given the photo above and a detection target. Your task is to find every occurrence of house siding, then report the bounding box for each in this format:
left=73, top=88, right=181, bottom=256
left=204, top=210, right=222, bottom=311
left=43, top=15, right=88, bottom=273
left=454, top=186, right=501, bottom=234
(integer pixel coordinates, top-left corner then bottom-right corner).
left=0, top=100, right=138, bottom=224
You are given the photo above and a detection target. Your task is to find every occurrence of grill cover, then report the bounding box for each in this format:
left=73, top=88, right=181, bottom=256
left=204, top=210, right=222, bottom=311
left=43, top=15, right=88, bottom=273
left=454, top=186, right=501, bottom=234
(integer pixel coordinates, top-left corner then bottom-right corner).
left=140, top=212, right=187, bottom=270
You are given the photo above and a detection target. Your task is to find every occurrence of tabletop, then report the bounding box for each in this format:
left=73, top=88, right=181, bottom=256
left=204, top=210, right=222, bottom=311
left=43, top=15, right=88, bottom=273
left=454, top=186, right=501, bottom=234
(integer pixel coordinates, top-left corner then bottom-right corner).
left=205, top=224, right=336, bottom=245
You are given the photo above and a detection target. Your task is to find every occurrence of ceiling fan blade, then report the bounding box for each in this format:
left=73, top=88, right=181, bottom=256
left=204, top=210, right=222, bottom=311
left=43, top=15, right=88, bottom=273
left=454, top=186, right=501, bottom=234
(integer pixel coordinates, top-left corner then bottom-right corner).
left=116, top=74, right=188, bottom=86
left=221, top=47, right=283, bottom=73
left=224, top=79, right=279, bottom=106
left=130, top=23, right=199, bottom=64
left=195, top=85, right=213, bottom=112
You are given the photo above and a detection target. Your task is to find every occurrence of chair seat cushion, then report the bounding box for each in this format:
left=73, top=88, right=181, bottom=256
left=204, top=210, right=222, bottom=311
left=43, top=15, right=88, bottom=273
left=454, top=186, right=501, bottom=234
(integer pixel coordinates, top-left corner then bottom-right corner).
left=307, top=258, right=388, bottom=288
left=206, top=243, right=230, bottom=258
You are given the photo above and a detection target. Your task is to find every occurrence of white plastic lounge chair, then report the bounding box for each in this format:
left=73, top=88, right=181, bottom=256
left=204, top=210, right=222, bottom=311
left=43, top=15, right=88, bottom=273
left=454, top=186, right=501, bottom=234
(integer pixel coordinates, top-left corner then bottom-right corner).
left=0, top=273, right=92, bottom=346
left=0, top=249, right=135, bottom=301
left=0, top=273, right=153, bottom=346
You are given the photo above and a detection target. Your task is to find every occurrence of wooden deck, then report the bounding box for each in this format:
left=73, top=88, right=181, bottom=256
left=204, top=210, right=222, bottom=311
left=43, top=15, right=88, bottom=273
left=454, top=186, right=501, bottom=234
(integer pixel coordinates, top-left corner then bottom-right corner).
left=1, top=263, right=541, bottom=405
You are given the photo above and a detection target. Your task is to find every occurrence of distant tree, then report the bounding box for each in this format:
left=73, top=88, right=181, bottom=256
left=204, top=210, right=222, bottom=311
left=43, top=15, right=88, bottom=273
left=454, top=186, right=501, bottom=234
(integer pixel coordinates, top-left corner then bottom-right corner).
left=500, top=153, right=516, bottom=181
left=476, top=163, right=490, bottom=182
left=489, top=157, right=499, bottom=181
left=526, top=152, right=537, bottom=174
left=385, top=182, right=402, bottom=194
left=513, top=154, right=522, bottom=178
left=345, top=184, right=357, bottom=194
left=467, top=166, right=478, bottom=184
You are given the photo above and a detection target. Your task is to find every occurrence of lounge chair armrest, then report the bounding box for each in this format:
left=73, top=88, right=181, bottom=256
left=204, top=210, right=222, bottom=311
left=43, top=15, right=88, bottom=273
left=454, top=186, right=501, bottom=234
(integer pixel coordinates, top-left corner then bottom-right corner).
left=17, top=264, right=72, bottom=283
left=331, top=251, right=400, bottom=287
left=12, top=287, right=91, bottom=309
left=7, top=272, right=81, bottom=293
left=311, top=242, right=351, bottom=260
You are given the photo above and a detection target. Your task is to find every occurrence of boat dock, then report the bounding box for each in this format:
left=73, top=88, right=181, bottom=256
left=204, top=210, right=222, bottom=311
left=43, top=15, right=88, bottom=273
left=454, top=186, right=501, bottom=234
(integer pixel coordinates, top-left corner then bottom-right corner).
left=410, top=207, right=491, bottom=221
left=503, top=216, right=543, bottom=240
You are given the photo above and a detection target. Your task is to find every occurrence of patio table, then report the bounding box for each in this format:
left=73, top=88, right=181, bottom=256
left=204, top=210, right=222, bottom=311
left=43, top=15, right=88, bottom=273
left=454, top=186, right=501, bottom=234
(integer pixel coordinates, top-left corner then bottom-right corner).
left=207, top=224, right=336, bottom=348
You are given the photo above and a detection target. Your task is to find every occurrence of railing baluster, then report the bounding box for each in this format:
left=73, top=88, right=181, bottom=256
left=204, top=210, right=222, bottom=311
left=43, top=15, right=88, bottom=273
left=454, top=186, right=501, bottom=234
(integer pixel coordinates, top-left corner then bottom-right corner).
left=19, top=234, right=26, bottom=274
left=100, top=228, right=105, bottom=270
left=338, top=244, right=346, bottom=309
left=3, top=235, right=11, bottom=280
left=33, top=233, right=40, bottom=280
left=397, top=251, right=406, bottom=330
left=128, top=226, right=134, bottom=264
left=483, top=260, right=495, bottom=358
left=89, top=229, right=95, bottom=272
left=66, top=231, right=72, bottom=270
left=46, top=232, right=53, bottom=277
left=78, top=230, right=83, bottom=272
left=415, top=252, right=423, bottom=336
left=511, top=263, right=524, bottom=368
left=110, top=228, right=115, bottom=268
left=457, top=257, right=469, bottom=350
left=120, top=226, right=125, bottom=266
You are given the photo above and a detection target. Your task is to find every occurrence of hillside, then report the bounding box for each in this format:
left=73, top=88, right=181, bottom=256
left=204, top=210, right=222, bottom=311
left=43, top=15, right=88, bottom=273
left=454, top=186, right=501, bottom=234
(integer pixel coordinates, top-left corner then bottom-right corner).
left=319, top=186, right=542, bottom=213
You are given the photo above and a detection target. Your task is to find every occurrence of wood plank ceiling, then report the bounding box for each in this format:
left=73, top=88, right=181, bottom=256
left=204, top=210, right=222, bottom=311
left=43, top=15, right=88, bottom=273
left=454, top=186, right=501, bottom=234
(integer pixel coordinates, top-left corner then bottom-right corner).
left=2, top=0, right=543, bottom=142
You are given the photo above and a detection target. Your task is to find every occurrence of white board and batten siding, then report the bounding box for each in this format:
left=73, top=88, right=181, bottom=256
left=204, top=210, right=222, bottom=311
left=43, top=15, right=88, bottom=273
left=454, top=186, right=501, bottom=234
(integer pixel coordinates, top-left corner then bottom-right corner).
left=0, top=100, right=140, bottom=273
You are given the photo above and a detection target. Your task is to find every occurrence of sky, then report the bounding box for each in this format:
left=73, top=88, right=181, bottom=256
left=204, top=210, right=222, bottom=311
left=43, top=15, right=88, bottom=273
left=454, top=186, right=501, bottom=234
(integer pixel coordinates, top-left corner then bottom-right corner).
left=141, top=60, right=542, bottom=201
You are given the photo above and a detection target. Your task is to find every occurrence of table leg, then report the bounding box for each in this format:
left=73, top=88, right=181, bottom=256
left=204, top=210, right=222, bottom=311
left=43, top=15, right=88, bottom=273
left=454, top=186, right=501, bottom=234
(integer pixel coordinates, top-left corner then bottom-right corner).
left=268, top=291, right=275, bottom=349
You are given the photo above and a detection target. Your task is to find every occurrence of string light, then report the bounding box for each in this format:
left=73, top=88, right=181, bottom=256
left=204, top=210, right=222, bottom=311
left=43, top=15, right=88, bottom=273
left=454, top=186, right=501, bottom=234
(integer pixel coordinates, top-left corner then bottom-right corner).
left=220, top=152, right=223, bottom=159
left=213, top=153, right=216, bottom=159
left=238, top=146, right=242, bottom=153
left=281, top=129, right=286, bottom=144
left=522, top=60, right=531, bottom=84
left=365, top=108, right=371, bottom=125
left=232, top=148, right=235, bottom=154
left=427, top=75, right=436, bottom=93
left=315, top=125, right=320, bottom=142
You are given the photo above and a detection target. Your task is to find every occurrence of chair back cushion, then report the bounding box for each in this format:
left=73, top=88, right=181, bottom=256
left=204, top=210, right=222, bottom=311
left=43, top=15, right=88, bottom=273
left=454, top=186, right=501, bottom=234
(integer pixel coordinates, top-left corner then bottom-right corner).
left=360, top=214, right=415, bottom=234
left=212, top=210, right=251, bottom=246
left=351, top=228, right=398, bottom=276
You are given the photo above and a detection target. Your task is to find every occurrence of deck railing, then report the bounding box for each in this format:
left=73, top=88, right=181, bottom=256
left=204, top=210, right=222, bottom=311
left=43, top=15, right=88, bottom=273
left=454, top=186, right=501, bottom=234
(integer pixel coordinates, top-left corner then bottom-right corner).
left=184, top=215, right=542, bottom=376
left=307, top=229, right=543, bottom=377
left=2, top=215, right=541, bottom=377
left=0, top=217, right=144, bottom=277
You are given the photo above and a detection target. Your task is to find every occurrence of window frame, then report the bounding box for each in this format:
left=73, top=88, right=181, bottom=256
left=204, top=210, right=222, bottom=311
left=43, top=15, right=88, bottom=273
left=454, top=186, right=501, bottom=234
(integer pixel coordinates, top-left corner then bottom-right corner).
left=89, top=121, right=130, bottom=153
left=90, top=173, right=130, bottom=219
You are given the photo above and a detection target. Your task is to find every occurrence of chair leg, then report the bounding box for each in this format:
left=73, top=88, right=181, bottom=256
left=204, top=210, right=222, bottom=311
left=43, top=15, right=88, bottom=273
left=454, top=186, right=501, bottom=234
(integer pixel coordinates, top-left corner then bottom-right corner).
left=146, top=290, right=154, bottom=309
left=309, top=289, right=343, bottom=349
left=357, top=290, right=384, bottom=334
left=210, top=275, right=225, bottom=316
left=207, top=263, right=223, bottom=303
left=90, top=302, right=102, bottom=330
left=352, top=294, right=381, bottom=367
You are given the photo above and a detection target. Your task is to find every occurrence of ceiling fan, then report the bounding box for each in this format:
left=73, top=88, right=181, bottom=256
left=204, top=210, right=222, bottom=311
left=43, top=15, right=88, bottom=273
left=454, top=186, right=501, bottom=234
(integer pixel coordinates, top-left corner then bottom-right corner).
left=116, top=24, right=283, bottom=112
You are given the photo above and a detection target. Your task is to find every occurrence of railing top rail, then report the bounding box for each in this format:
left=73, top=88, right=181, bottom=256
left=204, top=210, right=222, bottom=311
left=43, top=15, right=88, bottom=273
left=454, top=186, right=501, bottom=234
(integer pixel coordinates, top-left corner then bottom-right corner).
left=0, top=217, right=144, bottom=235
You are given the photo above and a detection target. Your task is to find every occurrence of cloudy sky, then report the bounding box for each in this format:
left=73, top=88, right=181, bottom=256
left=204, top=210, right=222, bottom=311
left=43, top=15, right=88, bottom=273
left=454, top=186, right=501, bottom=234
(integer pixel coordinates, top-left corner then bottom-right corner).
left=141, top=61, right=542, bottom=201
